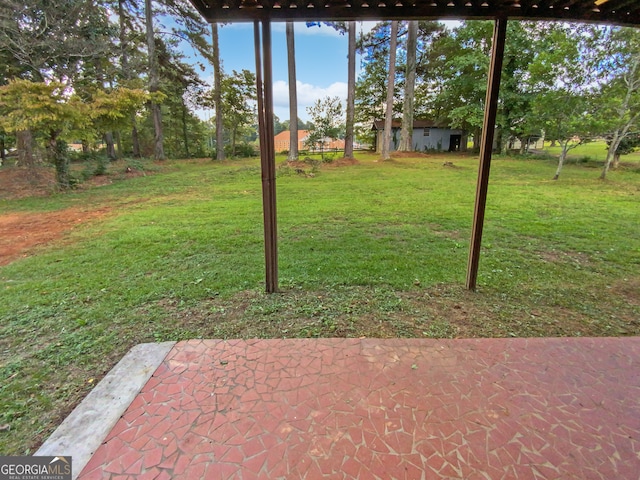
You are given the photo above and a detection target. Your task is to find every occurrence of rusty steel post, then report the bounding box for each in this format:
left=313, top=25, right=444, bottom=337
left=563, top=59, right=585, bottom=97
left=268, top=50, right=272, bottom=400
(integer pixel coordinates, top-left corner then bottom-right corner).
left=466, top=18, right=507, bottom=291
left=254, top=21, right=278, bottom=293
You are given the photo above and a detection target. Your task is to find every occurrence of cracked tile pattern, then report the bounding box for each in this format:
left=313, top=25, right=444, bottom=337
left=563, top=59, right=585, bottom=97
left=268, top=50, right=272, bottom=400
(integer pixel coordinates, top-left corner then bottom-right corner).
left=78, top=337, right=640, bottom=479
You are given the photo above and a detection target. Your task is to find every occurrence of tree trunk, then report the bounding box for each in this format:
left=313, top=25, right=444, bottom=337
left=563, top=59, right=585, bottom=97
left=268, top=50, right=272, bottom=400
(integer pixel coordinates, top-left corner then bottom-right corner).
left=381, top=21, right=399, bottom=161
left=601, top=131, right=620, bottom=180
left=344, top=21, right=356, bottom=159
left=105, top=132, right=117, bottom=160
left=613, top=153, right=621, bottom=169
left=231, top=127, right=237, bottom=157
left=0, top=135, right=5, bottom=165
left=149, top=99, right=164, bottom=162
left=399, top=20, right=418, bottom=152
left=131, top=114, right=141, bottom=158
left=211, top=23, right=224, bottom=161
left=120, top=0, right=141, bottom=159
left=286, top=22, right=299, bottom=162
left=17, top=130, right=35, bottom=166
left=115, top=131, right=123, bottom=158
left=553, top=142, right=568, bottom=180
left=145, top=0, right=165, bottom=160
left=182, top=101, right=190, bottom=158
left=601, top=56, right=640, bottom=180
left=49, top=134, right=70, bottom=189
left=495, top=127, right=504, bottom=154
left=473, top=128, right=481, bottom=152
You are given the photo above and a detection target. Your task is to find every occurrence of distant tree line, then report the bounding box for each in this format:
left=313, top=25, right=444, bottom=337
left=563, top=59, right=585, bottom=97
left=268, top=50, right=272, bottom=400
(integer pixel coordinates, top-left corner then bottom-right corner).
left=1, top=4, right=639, bottom=189
left=355, top=21, right=640, bottom=179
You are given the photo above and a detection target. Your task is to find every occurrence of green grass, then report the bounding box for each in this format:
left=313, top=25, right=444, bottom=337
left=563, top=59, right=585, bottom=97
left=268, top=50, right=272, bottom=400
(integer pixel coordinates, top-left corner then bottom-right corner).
left=542, top=139, right=640, bottom=164
left=1, top=152, right=639, bottom=454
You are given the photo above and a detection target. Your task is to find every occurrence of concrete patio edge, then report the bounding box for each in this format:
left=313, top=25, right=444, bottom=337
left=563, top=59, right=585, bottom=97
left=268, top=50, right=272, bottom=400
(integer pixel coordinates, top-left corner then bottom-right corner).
left=35, top=341, right=176, bottom=479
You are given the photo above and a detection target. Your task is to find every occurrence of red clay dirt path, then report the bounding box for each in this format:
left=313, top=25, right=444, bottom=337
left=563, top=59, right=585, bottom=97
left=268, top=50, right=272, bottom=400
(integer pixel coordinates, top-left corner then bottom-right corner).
left=0, top=207, right=111, bottom=266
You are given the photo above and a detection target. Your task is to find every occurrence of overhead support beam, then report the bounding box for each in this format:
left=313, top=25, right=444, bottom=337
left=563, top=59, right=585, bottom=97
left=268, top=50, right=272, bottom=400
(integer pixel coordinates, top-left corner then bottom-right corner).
left=254, top=20, right=278, bottom=293
left=190, top=1, right=640, bottom=28
left=466, top=18, right=508, bottom=291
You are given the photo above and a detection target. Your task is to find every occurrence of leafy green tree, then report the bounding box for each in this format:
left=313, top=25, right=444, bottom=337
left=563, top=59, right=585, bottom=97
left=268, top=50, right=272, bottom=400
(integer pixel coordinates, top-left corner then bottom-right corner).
left=115, top=0, right=148, bottom=158
left=305, top=96, right=343, bottom=160
left=0, top=0, right=114, bottom=164
left=273, top=115, right=286, bottom=135
left=595, top=28, right=640, bottom=179
left=608, top=134, right=640, bottom=168
left=0, top=79, right=156, bottom=186
left=522, top=24, right=591, bottom=178
left=0, top=80, right=86, bottom=188
left=496, top=23, right=542, bottom=153
left=0, top=129, right=13, bottom=165
left=141, top=0, right=212, bottom=160
left=90, top=87, right=154, bottom=148
left=428, top=21, right=492, bottom=149
left=0, top=0, right=113, bottom=82
left=221, top=69, right=256, bottom=157
left=532, top=91, right=598, bottom=179
left=356, top=22, right=401, bottom=131
left=307, top=21, right=356, bottom=159
left=430, top=21, right=545, bottom=152
left=281, top=117, right=311, bottom=132
left=155, top=38, right=207, bottom=158
left=355, top=20, right=443, bottom=151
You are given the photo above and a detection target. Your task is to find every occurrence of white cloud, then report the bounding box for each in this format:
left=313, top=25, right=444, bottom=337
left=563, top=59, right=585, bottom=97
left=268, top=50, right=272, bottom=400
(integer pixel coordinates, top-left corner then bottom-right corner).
left=273, top=80, right=348, bottom=121
left=195, top=78, right=346, bottom=123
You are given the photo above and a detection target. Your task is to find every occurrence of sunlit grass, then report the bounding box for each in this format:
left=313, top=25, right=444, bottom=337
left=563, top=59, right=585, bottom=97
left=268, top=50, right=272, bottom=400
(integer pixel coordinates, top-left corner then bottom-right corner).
left=542, top=139, right=640, bottom=163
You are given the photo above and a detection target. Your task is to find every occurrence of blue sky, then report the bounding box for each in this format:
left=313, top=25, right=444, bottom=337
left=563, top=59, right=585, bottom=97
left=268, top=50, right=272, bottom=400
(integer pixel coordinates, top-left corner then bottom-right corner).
left=197, top=22, right=371, bottom=122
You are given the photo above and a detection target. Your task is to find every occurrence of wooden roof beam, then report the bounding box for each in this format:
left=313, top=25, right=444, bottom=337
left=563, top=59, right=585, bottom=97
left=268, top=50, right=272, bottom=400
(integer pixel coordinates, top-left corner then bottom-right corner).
left=189, top=0, right=640, bottom=25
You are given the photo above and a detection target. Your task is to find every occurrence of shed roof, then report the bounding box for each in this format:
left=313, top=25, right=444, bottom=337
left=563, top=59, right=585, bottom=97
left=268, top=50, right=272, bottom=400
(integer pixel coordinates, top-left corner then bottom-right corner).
left=188, top=1, right=639, bottom=27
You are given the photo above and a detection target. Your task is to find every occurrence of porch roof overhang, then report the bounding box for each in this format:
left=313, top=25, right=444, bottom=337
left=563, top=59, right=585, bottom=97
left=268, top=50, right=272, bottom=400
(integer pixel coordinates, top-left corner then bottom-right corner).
left=189, top=0, right=639, bottom=27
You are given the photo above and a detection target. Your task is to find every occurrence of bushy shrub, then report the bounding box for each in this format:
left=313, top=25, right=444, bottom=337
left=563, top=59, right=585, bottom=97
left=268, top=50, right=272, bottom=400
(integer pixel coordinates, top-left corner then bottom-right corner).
left=224, top=143, right=257, bottom=158
left=69, top=149, right=109, bottom=176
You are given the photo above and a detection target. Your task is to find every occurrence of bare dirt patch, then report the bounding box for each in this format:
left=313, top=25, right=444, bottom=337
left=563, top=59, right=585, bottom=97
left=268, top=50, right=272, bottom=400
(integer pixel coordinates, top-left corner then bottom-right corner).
left=0, top=165, right=57, bottom=199
left=537, top=249, right=592, bottom=266
left=324, top=157, right=360, bottom=167
left=391, top=151, right=432, bottom=159
left=283, top=157, right=360, bottom=170
left=612, top=277, right=640, bottom=306
left=0, top=207, right=111, bottom=266
left=1, top=161, right=158, bottom=201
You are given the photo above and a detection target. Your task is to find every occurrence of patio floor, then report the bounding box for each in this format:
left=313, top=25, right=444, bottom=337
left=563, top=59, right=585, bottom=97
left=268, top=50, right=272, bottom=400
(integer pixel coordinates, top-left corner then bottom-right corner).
left=46, top=337, right=640, bottom=479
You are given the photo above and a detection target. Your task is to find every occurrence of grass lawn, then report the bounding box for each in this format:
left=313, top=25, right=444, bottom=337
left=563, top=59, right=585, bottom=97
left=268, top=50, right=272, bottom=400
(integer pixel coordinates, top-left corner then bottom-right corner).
left=542, top=139, right=640, bottom=164
left=1, top=151, right=639, bottom=454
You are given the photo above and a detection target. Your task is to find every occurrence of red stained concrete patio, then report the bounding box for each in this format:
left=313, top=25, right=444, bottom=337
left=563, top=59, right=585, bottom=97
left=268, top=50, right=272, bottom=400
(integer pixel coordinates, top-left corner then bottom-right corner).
left=73, top=337, right=639, bottom=479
